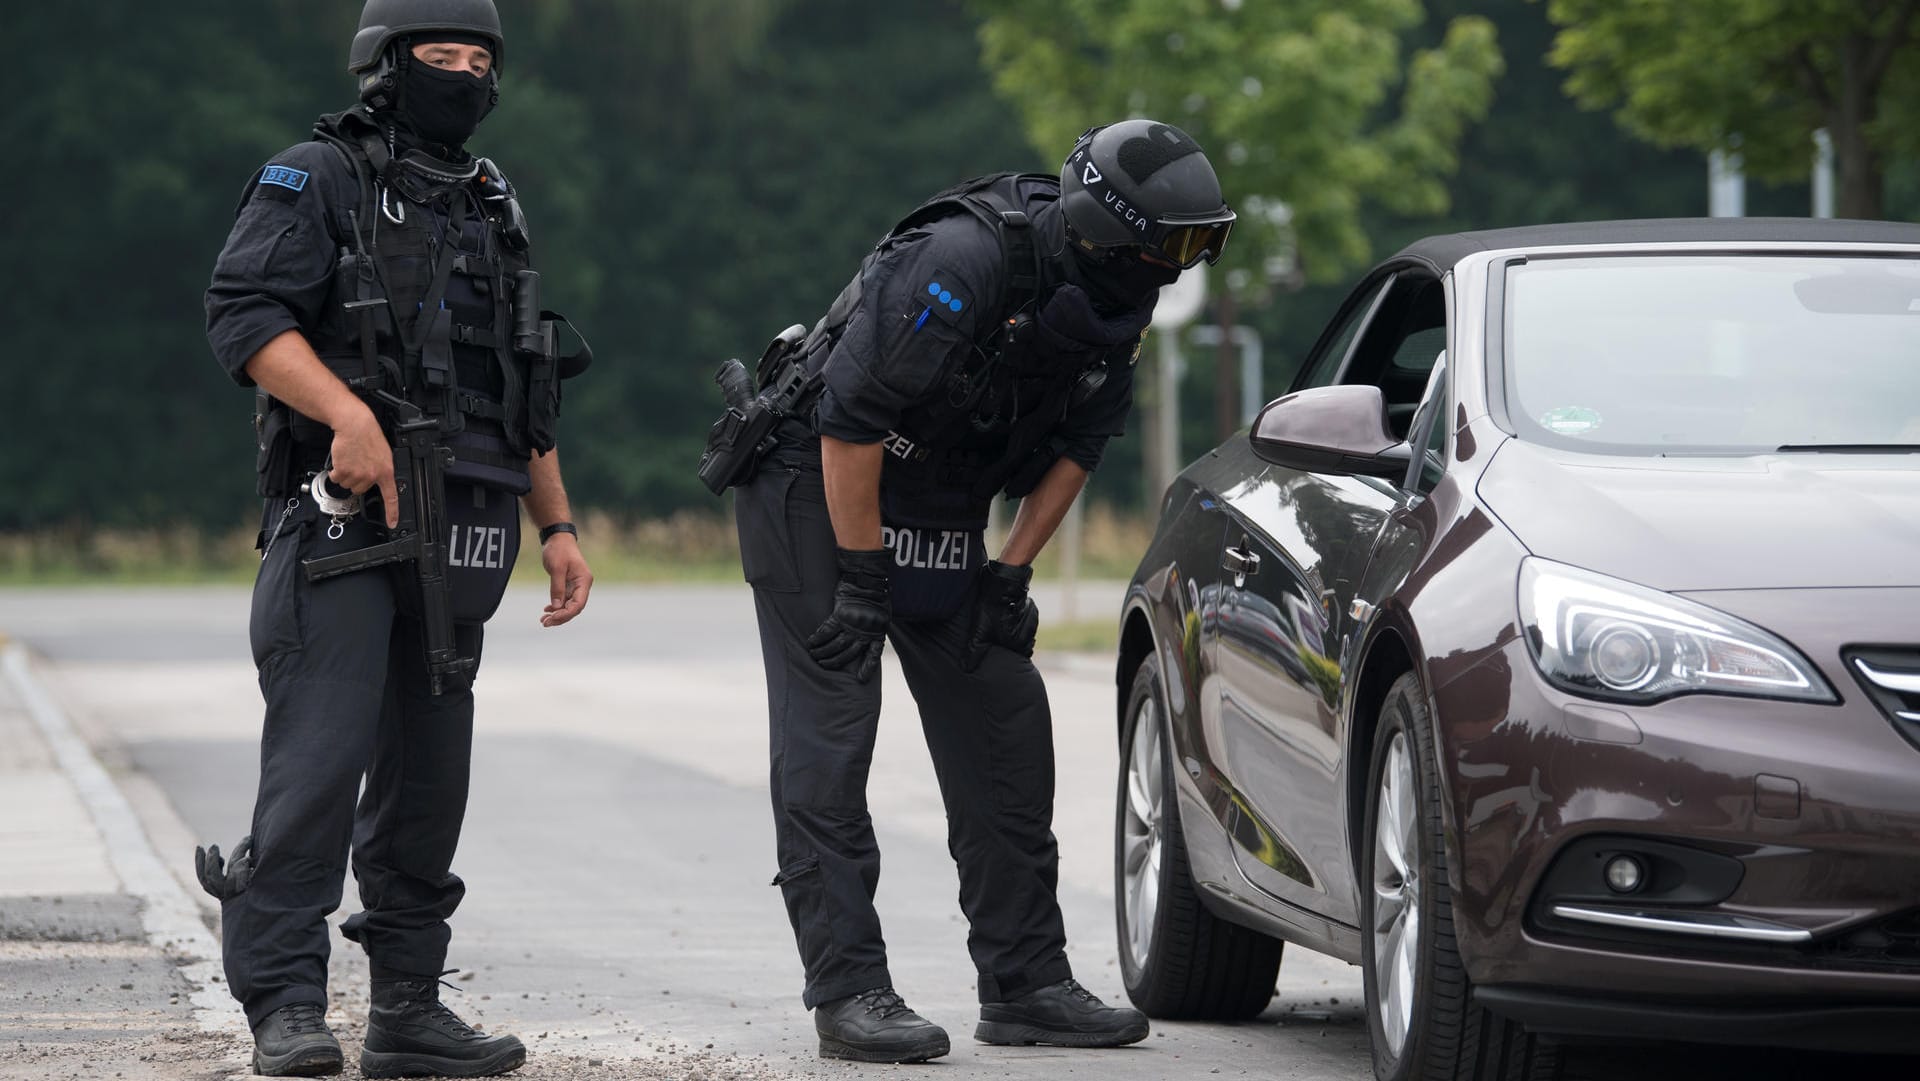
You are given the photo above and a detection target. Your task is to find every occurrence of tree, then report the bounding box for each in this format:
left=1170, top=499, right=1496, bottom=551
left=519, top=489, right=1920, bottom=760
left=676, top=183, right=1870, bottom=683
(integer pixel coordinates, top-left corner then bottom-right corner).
left=969, top=0, right=1504, bottom=287
left=1544, top=0, right=1920, bottom=220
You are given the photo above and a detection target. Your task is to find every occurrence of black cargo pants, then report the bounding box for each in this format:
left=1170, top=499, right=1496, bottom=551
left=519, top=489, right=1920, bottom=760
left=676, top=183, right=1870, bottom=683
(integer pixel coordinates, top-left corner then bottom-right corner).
left=737, top=461, right=1074, bottom=1008
left=221, top=496, right=485, bottom=1029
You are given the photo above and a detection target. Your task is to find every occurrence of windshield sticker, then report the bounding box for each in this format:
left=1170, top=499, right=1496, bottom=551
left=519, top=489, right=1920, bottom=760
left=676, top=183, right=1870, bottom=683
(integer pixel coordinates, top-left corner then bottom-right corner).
left=1540, top=405, right=1603, bottom=435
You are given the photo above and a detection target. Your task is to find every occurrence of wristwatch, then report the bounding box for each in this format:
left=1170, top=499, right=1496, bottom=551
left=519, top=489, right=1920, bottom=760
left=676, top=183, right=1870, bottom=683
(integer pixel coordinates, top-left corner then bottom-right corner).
left=538, top=521, right=577, bottom=545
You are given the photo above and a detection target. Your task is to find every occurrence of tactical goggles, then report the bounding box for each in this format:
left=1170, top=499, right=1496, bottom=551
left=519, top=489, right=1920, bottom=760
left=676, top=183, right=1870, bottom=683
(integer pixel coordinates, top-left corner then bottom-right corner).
left=1149, top=211, right=1236, bottom=269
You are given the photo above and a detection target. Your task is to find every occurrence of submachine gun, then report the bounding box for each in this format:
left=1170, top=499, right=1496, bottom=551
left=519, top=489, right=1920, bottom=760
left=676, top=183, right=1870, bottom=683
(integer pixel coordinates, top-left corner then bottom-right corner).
left=299, top=382, right=470, bottom=695
left=697, top=323, right=817, bottom=494
left=296, top=267, right=561, bottom=696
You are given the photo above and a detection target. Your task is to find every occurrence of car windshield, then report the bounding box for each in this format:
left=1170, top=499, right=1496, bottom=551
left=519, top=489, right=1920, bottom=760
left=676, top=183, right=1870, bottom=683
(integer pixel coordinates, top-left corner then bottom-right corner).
left=1504, top=253, right=1920, bottom=454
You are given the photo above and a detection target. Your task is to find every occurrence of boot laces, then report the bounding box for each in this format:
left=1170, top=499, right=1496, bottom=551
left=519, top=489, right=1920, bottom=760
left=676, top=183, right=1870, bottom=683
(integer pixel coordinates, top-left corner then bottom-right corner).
left=1057, top=978, right=1101, bottom=1006
left=417, top=997, right=480, bottom=1038
left=388, top=971, right=480, bottom=1037
left=278, top=1002, right=330, bottom=1035
left=853, top=987, right=914, bottom=1021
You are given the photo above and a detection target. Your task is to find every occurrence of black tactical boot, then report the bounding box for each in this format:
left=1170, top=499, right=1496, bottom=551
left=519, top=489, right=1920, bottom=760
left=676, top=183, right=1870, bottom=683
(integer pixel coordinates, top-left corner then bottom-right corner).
left=814, top=986, right=950, bottom=1063
left=250, top=1001, right=344, bottom=1077
left=360, top=976, right=526, bottom=1078
left=975, top=978, right=1150, bottom=1047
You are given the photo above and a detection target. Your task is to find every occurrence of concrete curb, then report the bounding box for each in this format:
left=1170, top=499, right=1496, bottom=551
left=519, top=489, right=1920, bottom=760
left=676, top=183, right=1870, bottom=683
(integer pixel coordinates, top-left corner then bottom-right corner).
left=1, top=644, right=248, bottom=1040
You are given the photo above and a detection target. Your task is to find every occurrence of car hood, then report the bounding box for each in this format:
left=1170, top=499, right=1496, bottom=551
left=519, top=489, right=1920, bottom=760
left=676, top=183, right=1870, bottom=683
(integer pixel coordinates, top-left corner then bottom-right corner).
left=1476, top=439, right=1920, bottom=591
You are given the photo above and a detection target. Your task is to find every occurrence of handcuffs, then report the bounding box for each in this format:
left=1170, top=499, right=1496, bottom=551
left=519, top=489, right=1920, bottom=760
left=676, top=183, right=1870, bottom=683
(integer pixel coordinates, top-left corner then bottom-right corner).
left=301, top=460, right=364, bottom=541
left=260, top=462, right=364, bottom=561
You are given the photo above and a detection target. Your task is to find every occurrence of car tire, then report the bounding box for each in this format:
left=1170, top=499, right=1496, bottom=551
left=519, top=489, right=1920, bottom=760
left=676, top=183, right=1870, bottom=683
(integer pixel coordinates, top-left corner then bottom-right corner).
left=1362, top=672, right=1562, bottom=1081
left=1116, top=659, right=1283, bottom=1020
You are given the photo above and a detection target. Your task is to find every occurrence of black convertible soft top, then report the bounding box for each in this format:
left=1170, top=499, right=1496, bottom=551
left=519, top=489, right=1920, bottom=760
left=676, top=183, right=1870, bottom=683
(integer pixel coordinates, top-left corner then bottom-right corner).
left=1390, top=217, right=1920, bottom=273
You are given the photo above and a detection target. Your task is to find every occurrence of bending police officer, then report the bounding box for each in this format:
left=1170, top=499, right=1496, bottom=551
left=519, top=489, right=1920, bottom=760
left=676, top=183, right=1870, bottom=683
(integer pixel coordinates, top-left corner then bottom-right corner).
left=730, top=120, right=1234, bottom=1062
left=198, top=1, right=592, bottom=1076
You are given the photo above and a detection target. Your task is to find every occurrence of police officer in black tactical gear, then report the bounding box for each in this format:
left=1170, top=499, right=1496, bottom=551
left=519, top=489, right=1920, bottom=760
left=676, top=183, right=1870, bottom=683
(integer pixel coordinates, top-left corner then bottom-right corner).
left=198, top=1, right=592, bottom=1076
left=727, top=119, right=1233, bottom=1063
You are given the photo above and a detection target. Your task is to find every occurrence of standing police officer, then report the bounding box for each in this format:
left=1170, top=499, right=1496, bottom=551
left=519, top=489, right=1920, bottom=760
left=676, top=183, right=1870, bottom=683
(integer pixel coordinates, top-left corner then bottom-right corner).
left=198, top=2, right=591, bottom=1076
left=730, top=120, right=1233, bottom=1062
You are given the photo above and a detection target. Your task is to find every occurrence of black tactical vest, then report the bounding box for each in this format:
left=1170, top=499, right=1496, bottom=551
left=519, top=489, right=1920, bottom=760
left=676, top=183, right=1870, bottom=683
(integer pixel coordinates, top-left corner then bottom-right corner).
left=804, top=173, right=1137, bottom=530
left=281, top=108, right=553, bottom=495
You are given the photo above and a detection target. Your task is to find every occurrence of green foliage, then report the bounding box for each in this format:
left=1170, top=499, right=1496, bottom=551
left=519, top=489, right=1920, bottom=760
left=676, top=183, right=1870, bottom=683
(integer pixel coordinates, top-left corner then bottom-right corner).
left=1186, top=0, right=1714, bottom=459
left=1543, top=0, right=1920, bottom=217
left=970, top=0, right=1505, bottom=284
left=0, top=0, right=1030, bottom=529
left=7, top=0, right=1855, bottom=537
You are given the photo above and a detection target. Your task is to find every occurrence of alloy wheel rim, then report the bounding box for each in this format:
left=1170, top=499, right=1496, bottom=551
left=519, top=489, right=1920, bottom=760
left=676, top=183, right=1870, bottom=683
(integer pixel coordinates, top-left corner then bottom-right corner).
left=1370, top=731, right=1421, bottom=1057
left=1121, top=690, right=1166, bottom=972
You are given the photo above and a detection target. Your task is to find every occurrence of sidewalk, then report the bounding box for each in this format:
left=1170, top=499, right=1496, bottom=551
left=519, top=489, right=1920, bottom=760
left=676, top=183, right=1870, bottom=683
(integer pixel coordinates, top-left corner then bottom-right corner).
left=0, top=638, right=807, bottom=1081
left=0, top=646, right=245, bottom=1079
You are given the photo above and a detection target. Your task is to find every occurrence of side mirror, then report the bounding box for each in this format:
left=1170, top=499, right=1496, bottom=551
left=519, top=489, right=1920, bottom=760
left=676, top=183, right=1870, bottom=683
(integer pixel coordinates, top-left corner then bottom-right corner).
left=1249, top=385, right=1412, bottom=479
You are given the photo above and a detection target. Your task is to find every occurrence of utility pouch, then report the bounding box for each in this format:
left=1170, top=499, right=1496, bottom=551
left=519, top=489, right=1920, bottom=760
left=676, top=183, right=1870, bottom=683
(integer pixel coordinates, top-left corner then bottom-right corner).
left=881, top=522, right=986, bottom=622
left=442, top=481, right=520, bottom=624
left=388, top=481, right=520, bottom=626
left=697, top=324, right=814, bottom=495
left=513, top=271, right=592, bottom=454
left=254, top=393, right=297, bottom=498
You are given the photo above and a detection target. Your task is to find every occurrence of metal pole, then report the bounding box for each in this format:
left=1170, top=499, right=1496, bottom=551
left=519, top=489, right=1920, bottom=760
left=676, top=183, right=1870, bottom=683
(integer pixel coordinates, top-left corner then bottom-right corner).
left=1812, top=128, right=1836, bottom=219
left=1148, top=267, right=1207, bottom=504
left=1059, top=496, right=1084, bottom=624
left=1709, top=146, right=1745, bottom=217
left=1236, top=328, right=1264, bottom=427
left=1189, top=325, right=1266, bottom=429
left=1154, top=330, right=1182, bottom=505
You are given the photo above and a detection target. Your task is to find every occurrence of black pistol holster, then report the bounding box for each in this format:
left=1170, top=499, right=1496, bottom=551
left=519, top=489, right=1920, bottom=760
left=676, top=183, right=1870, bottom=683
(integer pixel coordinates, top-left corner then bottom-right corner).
left=697, top=323, right=819, bottom=494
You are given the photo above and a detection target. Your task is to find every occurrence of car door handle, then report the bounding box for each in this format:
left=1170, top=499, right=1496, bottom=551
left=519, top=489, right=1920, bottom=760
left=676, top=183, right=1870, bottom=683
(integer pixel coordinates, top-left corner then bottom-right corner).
left=1222, top=546, right=1261, bottom=578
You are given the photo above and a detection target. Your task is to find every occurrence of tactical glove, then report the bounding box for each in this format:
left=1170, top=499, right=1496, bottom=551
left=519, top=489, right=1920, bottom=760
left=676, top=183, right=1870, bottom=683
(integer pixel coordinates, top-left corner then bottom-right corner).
left=964, top=559, right=1039, bottom=672
left=806, top=547, right=891, bottom=682
left=194, top=836, right=254, bottom=902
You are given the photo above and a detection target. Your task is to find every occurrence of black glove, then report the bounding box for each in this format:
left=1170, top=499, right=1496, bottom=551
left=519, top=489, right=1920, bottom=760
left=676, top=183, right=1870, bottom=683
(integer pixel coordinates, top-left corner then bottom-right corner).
left=806, top=547, right=891, bottom=682
left=194, top=836, right=254, bottom=902
left=964, top=559, right=1039, bottom=672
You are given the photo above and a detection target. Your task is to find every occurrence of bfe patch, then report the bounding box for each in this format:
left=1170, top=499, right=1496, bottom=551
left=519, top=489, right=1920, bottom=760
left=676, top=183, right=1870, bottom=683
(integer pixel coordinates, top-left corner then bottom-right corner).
left=252, top=164, right=310, bottom=204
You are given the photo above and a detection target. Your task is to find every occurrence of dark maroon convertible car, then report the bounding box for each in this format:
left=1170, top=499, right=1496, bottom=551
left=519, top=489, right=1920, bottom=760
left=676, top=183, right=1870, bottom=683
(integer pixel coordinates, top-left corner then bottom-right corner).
left=1112, top=220, right=1920, bottom=1081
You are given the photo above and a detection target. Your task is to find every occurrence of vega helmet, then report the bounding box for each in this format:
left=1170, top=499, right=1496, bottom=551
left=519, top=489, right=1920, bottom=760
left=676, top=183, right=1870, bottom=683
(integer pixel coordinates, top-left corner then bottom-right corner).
left=350, top=0, right=505, bottom=108
left=1059, top=120, right=1234, bottom=269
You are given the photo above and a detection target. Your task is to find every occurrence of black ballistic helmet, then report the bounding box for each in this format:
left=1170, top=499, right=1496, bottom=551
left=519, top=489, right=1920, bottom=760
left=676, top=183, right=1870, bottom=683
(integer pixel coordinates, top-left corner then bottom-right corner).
left=1060, top=120, right=1235, bottom=268
left=351, top=0, right=505, bottom=100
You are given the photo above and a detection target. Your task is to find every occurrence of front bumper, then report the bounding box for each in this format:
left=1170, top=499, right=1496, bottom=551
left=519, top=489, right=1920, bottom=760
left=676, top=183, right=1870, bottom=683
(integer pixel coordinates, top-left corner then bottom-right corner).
left=1431, top=601, right=1920, bottom=1017
left=1474, top=984, right=1920, bottom=1054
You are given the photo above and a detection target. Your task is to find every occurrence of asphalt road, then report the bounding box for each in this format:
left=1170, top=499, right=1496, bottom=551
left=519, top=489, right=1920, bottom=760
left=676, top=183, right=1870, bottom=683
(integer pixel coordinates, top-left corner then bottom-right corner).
left=1, top=584, right=1908, bottom=1081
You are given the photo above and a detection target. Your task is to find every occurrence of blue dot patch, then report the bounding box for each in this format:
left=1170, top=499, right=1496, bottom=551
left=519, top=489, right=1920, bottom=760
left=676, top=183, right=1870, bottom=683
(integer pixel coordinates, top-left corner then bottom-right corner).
left=918, top=270, right=971, bottom=328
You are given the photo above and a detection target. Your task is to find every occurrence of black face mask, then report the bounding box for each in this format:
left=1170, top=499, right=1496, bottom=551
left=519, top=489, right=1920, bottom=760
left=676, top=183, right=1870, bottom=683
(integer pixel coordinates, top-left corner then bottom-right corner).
left=398, top=61, right=495, bottom=150
left=1067, top=246, right=1182, bottom=314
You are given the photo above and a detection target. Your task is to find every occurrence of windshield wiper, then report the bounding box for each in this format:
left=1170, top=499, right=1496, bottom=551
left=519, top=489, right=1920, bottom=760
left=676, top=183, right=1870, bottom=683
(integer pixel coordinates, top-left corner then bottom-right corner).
left=1776, top=443, right=1920, bottom=453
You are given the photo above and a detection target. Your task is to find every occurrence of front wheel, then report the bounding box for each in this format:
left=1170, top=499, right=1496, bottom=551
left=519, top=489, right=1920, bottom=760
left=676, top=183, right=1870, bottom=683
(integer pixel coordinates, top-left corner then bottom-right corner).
left=1115, top=660, right=1282, bottom=1020
left=1361, top=672, right=1561, bottom=1081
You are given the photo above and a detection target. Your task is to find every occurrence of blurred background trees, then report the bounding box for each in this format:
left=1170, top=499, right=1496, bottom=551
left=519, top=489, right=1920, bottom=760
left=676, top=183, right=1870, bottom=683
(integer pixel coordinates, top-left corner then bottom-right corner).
left=3, top=0, right=1914, bottom=542
left=1546, top=0, right=1920, bottom=220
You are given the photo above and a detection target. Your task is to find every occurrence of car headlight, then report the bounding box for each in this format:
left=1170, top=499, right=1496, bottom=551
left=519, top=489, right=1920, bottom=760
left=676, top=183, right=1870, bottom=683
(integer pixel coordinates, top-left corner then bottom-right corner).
left=1518, top=558, right=1835, bottom=704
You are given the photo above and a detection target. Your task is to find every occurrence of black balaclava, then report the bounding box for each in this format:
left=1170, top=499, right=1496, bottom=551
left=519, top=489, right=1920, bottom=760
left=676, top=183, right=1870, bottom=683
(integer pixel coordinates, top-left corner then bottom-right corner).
left=1068, top=246, right=1181, bottom=312
left=1019, top=200, right=1159, bottom=355
left=392, top=35, right=497, bottom=154
left=1036, top=196, right=1177, bottom=316
left=398, top=63, right=493, bottom=151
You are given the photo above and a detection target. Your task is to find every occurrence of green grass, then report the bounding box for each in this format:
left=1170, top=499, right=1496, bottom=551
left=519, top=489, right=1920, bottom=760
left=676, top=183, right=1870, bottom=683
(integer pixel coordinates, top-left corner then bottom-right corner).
left=1036, top=618, right=1120, bottom=654
left=0, top=504, right=1157, bottom=590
